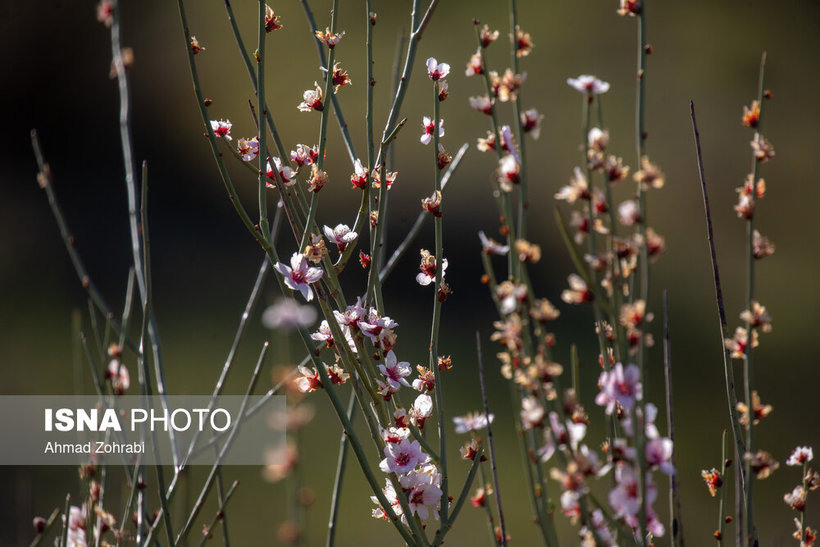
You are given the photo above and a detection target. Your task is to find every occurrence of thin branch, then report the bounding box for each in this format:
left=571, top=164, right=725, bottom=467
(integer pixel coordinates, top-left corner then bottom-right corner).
left=689, top=100, right=747, bottom=501
left=663, top=290, right=684, bottom=546
left=476, top=331, right=507, bottom=547
left=30, top=131, right=139, bottom=354
left=326, top=392, right=356, bottom=547
left=196, top=480, right=239, bottom=547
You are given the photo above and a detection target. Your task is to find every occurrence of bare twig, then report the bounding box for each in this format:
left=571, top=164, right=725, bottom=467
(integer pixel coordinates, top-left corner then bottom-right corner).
left=30, top=131, right=139, bottom=354
left=476, top=331, right=507, bottom=547
left=663, top=290, right=684, bottom=546
left=196, top=480, right=239, bottom=547
left=689, top=100, right=748, bottom=505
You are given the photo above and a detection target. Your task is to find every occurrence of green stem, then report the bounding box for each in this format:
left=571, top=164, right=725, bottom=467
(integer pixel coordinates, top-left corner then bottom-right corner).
left=508, top=0, right=528, bottom=240
left=633, top=5, right=650, bottom=541
left=428, top=78, right=449, bottom=524
left=690, top=100, right=748, bottom=518
left=30, top=132, right=139, bottom=353
left=257, top=0, right=270, bottom=244
left=581, top=96, right=614, bottom=372
left=800, top=461, right=808, bottom=545
left=662, top=291, right=684, bottom=545
left=365, top=0, right=376, bottom=278
left=717, top=430, right=728, bottom=546
left=137, top=166, right=176, bottom=546
left=473, top=22, right=517, bottom=279
left=379, top=29, right=407, bottom=271
left=475, top=332, right=508, bottom=546
left=431, top=445, right=485, bottom=546
left=196, top=480, right=239, bottom=547
left=111, top=2, right=178, bottom=468
left=299, top=0, right=359, bottom=165
left=299, top=0, right=339, bottom=251
left=477, top=463, right=501, bottom=546
left=326, top=392, right=356, bottom=547
left=743, top=51, right=766, bottom=547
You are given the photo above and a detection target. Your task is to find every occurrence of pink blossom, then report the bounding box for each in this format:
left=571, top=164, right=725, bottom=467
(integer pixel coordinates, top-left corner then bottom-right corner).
left=350, top=158, right=368, bottom=189
left=646, top=438, right=675, bottom=475
left=549, top=411, right=586, bottom=450
left=497, top=154, right=520, bottom=191
left=377, top=380, right=399, bottom=401
left=567, top=75, right=610, bottom=95
left=520, top=396, right=544, bottom=430
left=453, top=412, right=494, bottom=434
left=262, top=298, right=317, bottom=330
left=618, top=200, right=641, bottom=226
left=323, top=224, right=358, bottom=252
left=274, top=253, right=323, bottom=302
left=560, top=490, right=581, bottom=519
left=538, top=429, right=556, bottom=462
left=379, top=438, right=430, bottom=474
left=210, top=119, right=232, bottom=140
left=479, top=231, right=509, bottom=255
left=357, top=307, right=399, bottom=344
left=426, top=57, right=450, bottom=81
left=420, top=116, right=444, bottom=145
left=290, top=143, right=318, bottom=166
left=416, top=251, right=448, bottom=286
left=266, top=157, right=295, bottom=187
left=333, top=297, right=366, bottom=328
left=469, top=95, right=494, bottom=115
left=298, top=82, right=324, bottom=112
left=378, top=351, right=413, bottom=390
left=400, top=466, right=443, bottom=520
left=106, top=359, right=130, bottom=393
left=237, top=137, right=259, bottom=161
left=370, top=478, right=402, bottom=520
left=310, top=320, right=334, bottom=346
left=787, top=446, right=814, bottom=466
left=521, top=108, right=543, bottom=139
left=411, top=394, right=433, bottom=428
left=380, top=426, right=410, bottom=444
left=595, top=362, right=642, bottom=414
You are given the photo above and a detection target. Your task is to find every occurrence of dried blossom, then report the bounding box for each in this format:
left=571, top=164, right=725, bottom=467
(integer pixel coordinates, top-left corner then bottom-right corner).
left=264, top=5, right=282, bottom=32
left=315, top=28, right=344, bottom=48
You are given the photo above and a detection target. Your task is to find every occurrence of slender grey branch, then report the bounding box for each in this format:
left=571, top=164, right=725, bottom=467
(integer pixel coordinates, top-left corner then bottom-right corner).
left=689, top=100, right=747, bottom=498
left=476, top=331, right=507, bottom=547
left=30, top=131, right=140, bottom=354
left=138, top=165, right=176, bottom=546
left=663, top=290, right=684, bottom=546
left=111, top=0, right=178, bottom=467
left=196, top=480, right=239, bottom=547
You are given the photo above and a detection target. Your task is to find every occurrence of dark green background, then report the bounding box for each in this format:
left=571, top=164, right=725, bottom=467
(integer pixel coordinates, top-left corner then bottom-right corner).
left=2, top=0, right=819, bottom=544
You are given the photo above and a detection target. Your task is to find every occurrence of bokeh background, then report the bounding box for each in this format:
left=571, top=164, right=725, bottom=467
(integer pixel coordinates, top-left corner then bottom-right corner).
left=2, top=0, right=820, bottom=545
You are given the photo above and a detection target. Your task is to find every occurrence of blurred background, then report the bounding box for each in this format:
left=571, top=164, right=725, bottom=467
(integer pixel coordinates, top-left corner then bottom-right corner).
left=2, top=0, right=820, bottom=544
